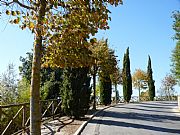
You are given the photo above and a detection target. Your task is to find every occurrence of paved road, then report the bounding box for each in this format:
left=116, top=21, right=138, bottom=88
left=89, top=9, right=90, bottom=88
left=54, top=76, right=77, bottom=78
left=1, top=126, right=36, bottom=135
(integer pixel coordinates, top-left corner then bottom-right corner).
left=80, top=101, right=180, bottom=135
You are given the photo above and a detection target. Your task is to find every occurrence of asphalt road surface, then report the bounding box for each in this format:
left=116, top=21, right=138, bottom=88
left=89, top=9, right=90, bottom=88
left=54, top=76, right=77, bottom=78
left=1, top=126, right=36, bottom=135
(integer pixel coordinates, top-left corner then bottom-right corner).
left=80, top=101, right=180, bottom=135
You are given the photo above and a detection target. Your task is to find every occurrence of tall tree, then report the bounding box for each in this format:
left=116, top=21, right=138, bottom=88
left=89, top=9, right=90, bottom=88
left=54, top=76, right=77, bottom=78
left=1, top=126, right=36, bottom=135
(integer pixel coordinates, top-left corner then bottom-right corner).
left=171, top=43, right=180, bottom=84
left=158, top=74, right=177, bottom=100
left=0, top=0, right=123, bottom=134
left=171, top=11, right=180, bottom=84
left=122, top=47, right=132, bottom=103
left=40, top=70, right=62, bottom=100
left=99, top=45, right=118, bottom=105
left=147, top=55, right=155, bottom=101
left=61, top=67, right=91, bottom=119
left=89, top=39, right=109, bottom=109
left=99, top=74, right=112, bottom=105
left=17, top=77, right=30, bottom=103
left=111, top=66, right=122, bottom=103
left=19, top=52, right=33, bottom=82
left=88, top=39, right=118, bottom=109
left=172, top=11, right=180, bottom=40
left=132, top=69, right=148, bottom=101
left=0, top=63, right=17, bottom=104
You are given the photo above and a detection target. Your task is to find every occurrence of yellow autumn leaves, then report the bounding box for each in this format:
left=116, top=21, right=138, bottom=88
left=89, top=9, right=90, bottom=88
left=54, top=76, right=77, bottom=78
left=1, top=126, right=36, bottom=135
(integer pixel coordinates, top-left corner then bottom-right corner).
left=132, top=69, right=148, bottom=89
left=6, top=10, right=20, bottom=16
left=3, top=0, right=123, bottom=69
left=6, top=10, right=21, bottom=24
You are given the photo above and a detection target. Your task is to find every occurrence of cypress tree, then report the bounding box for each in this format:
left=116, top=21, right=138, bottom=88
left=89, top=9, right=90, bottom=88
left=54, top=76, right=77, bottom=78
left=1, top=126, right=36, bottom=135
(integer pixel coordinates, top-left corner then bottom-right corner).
left=61, top=68, right=73, bottom=117
left=147, top=56, right=155, bottom=101
left=99, top=74, right=112, bottom=105
left=61, top=67, right=91, bottom=119
left=41, top=68, right=63, bottom=100
left=122, top=47, right=132, bottom=103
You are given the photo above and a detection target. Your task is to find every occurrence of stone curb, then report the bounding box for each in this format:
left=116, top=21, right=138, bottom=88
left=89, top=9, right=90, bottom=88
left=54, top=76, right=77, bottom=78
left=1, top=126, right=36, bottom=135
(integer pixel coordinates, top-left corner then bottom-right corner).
left=73, top=104, right=118, bottom=135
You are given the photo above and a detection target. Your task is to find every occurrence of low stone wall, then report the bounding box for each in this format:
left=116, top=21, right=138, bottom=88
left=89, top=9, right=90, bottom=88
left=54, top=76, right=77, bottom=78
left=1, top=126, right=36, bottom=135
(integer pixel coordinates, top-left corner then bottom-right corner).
left=178, top=96, right=180, bottom=110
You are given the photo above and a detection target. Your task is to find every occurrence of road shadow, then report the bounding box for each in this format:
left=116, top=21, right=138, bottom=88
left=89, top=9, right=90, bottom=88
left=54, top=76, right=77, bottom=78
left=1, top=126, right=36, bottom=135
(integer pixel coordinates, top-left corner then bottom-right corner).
left=103, top=110, right=180, bottom=122
left=140, top=101, right=178, bottom=107
left=89, top=119, right=180, bottom=134
left=87, top=102, right=180, bottom=134
left=137, top=105, right=174, bottom=109
left=113, top=106, right=178, bottom=114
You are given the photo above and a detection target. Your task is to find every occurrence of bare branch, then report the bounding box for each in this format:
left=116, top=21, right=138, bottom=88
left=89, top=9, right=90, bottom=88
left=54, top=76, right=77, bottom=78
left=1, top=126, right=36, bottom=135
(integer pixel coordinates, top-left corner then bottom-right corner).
left=13, top=0, right=35, bottom=10
left=0, top=0, right=35, bottom=10
left=0, top=0, right=14, bottom=6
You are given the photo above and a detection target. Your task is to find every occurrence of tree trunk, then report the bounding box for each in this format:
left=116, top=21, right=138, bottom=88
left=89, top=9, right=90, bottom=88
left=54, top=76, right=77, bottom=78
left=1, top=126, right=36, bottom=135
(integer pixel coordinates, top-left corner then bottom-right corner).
left=30, top=1, right=46, bottom=134
left=93, top=65, right=96, bottom=110
left=30, top=41, right=42, bottom=135
left=167, top=87, right=171, bottom=101
left=115, top=83, right=117, bottom=104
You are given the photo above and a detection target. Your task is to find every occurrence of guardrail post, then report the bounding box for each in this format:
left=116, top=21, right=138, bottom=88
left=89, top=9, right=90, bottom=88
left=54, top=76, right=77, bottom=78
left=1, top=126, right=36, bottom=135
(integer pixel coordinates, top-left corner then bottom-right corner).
left=0, top=107, right=2, bottom=121
left=22, top=105, right=26, bottom=134
left=52, top=100, right=55, bottom=120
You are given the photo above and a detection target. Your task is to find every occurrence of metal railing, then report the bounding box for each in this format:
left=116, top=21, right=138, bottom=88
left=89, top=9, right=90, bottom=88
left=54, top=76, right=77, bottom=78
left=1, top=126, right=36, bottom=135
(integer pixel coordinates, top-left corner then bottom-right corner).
left=0, top=99, right=62, bottom=135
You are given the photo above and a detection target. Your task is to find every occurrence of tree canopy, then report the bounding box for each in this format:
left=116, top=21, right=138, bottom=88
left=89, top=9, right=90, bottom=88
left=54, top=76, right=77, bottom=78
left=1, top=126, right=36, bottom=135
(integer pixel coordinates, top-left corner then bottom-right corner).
left=132, top=69, right=147, bottom=90
left=172, top=11, right=180, bottom=40
left=159, top=74, right=177, bottom=100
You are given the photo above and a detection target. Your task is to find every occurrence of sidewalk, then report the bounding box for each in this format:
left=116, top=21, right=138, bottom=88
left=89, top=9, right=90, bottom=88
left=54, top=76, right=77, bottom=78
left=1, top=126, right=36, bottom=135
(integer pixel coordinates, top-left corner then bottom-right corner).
left=41, top=105, right=110, bottom=135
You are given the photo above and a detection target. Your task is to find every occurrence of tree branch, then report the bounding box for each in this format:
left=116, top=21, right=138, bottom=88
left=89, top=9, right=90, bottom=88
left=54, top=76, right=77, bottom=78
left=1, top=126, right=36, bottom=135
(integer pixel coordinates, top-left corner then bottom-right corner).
left=13, top=0, right=35, bottom=10
left=0, top=0, right=14, bottom=6
left=0, top=0, right=34, bottom=10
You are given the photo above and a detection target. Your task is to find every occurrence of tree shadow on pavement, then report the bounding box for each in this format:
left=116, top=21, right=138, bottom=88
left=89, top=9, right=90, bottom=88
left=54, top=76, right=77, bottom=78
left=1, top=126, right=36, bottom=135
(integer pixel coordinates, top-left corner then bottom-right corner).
left=137, top=105, right=174, bottom=109
left=89, top=119, right=180, bottom=134
left=43, top=123, right=56, bottom=135
left=85, top=102, right=180, bottom=134
left=140, top=102, right=178, bottom=106
left=103, top=110, right=180, bottom=122
left=57, top=118, right=74, bottom=132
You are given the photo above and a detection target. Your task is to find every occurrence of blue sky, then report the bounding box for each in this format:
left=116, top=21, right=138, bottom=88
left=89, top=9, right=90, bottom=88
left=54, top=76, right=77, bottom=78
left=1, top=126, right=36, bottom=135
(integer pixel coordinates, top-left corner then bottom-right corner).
left=0, top=0, right=180, bottom=95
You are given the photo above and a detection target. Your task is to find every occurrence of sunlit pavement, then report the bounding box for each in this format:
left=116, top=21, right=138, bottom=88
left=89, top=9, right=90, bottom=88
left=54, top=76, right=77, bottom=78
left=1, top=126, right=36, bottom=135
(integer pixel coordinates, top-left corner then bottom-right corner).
left=80, top=101, right=180, bottom=135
